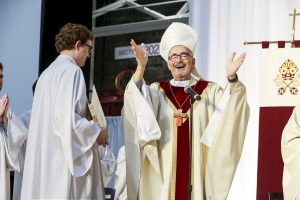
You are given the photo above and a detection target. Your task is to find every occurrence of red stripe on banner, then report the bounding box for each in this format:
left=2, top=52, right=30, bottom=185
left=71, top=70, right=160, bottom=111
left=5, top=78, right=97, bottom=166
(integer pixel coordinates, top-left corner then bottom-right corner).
left=257, top=107, right=294, bottom=200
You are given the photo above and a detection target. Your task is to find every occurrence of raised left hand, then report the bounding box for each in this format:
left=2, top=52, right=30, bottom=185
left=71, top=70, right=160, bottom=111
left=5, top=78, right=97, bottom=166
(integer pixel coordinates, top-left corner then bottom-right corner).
left=227, top=52, right=246, bottom=79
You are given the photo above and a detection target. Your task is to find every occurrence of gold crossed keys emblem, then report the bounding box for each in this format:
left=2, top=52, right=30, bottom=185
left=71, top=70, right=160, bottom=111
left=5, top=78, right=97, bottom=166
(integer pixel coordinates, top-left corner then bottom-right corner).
left=274, top=59, right=300, bottom=95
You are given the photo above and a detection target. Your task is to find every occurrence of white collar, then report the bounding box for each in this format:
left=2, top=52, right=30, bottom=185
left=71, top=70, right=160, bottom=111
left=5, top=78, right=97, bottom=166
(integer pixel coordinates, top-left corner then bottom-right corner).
left=58, top=54, right=77, bottom=65
left=169, top=75, right=199, bottom=87
left=170, top=79, right=190, bottom=87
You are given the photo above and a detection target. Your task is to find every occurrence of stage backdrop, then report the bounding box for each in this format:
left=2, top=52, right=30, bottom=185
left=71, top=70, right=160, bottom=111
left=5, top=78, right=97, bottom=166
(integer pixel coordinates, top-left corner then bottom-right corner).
left=257, top=48, right=300, bottom=199
left=189, top=1, right=300, bottom=199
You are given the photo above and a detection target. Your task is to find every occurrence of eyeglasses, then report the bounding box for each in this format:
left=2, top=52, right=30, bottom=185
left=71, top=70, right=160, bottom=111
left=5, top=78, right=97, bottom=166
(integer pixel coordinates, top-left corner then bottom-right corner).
left=168, top=52, right=193, bottom=62
left=82, top=43, right=93, bottom=54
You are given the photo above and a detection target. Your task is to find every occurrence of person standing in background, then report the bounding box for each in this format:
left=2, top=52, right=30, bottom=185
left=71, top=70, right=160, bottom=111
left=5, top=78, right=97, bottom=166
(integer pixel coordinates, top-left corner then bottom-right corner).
left=21, top=23, right=108, bottom=199
left=0, top=62, right=27, bottom=200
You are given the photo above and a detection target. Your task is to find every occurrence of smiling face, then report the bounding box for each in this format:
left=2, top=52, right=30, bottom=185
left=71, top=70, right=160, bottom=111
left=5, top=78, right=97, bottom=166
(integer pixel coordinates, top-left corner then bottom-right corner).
left=167, top=45, right=195, bottom=81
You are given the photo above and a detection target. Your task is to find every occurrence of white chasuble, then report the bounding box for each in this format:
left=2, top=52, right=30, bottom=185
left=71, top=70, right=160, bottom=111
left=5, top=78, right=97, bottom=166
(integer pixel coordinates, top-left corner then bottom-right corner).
left=123, top=77, right=249, bottom=200
left=21, top=55, right=105, bottom=199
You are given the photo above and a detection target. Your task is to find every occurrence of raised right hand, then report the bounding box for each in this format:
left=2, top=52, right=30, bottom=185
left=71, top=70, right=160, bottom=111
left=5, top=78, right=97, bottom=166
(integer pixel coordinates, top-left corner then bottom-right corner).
left=131, top=39, right=148, bottom=82
left=96, top=127, right=109, bottom=147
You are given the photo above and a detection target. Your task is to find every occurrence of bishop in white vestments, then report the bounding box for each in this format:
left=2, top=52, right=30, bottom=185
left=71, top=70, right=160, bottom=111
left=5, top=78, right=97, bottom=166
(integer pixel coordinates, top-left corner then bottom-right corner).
left=122, top=22, right=250, bottom=200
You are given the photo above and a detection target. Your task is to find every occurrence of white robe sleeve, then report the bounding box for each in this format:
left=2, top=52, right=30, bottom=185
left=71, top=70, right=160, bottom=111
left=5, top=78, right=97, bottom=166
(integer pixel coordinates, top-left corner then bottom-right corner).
left=114, top=146, right=127, bottom=200
left=52, top=67, right=101, bottom=177
left=127, top=79, right=161, bottom=174
left=98, top=145, right=116, bottom=188
left=5, top=109, right=27, bottom=171
left=122, top=78, right=162, bottom=199
left=205, top=81, right=250, bottom=199
left=0, top=132, right=10, bottom=200
left=130, top=79, right=161, bottom=146
left=201, top=84, right=231, bottom=147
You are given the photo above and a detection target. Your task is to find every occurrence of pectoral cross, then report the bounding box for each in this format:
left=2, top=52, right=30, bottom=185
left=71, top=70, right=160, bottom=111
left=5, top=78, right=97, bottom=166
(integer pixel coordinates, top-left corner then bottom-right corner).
left=289, top=9, right=300, bottom=47
left=174, top=109, right=188, bottom=126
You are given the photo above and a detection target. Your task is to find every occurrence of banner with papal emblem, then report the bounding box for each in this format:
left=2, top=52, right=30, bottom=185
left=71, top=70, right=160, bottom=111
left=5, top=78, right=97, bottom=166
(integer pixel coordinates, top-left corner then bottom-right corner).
left=260, top=48, right=300, bottom=107
left=257, top=48, right=300, bottom=199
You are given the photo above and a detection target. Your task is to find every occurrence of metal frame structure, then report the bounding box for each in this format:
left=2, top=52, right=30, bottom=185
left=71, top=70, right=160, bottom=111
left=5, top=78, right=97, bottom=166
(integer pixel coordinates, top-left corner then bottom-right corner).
left=89, top=0, right=189, bottom=97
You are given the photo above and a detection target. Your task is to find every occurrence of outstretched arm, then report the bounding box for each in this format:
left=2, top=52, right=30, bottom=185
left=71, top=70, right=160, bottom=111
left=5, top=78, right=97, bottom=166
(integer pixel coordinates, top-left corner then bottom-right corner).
left=130, top=39, right=148, bottom=82
left=227, top=52, right=246, bottom=90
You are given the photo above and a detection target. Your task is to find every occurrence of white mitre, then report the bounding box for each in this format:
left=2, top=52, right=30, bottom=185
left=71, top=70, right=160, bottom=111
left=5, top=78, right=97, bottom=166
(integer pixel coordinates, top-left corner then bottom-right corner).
left=160, top=22, right=200, bottom=78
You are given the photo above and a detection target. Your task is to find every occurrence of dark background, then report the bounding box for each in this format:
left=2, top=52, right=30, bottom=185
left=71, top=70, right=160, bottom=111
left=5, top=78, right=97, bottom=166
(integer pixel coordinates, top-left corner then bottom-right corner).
left=39, top=0, right=93, bottom=84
